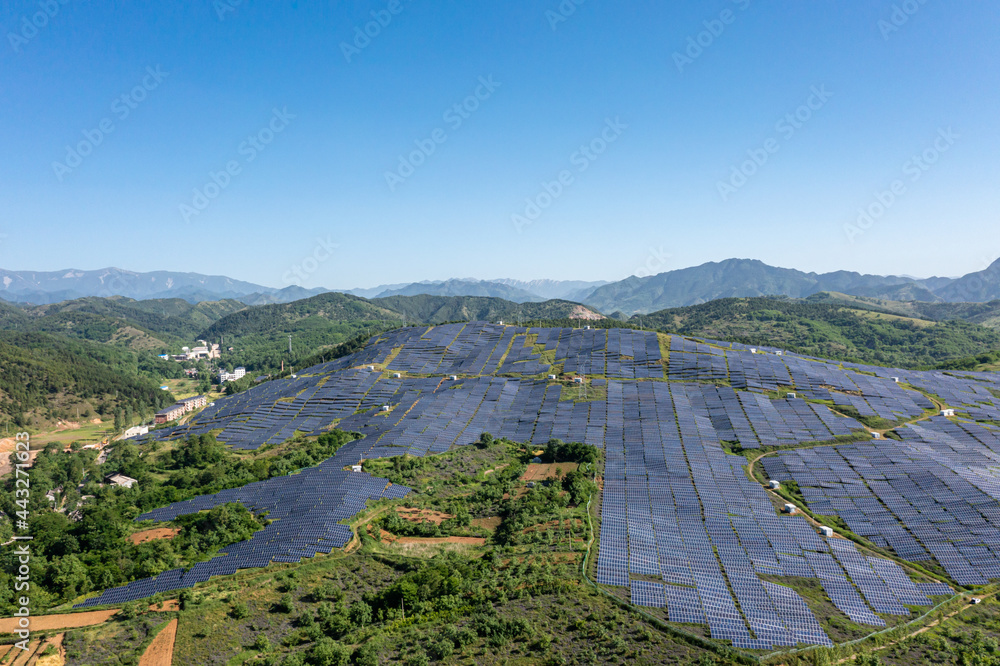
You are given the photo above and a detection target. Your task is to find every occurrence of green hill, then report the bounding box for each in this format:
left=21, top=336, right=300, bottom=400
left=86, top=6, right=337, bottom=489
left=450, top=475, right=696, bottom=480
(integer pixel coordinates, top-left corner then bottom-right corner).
left=0, top=331, right=181, bottom=430
left=370, top=294, right=602, bottom=325
left=198, top=292, right=405, bottom=371
left=28, top=296, right=247, bottom=341
left=0, top=297, right=247, bottom=352
left=199, top=293, right=603, bottom=372
left=806, top=292, right=1000, bottom=328
left=635, top=297, right=1000, bottom=368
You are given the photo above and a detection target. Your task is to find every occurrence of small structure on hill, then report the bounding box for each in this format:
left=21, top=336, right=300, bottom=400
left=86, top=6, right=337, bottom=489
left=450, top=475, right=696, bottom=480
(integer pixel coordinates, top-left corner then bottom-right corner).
left=104, top=473, right=138, bottom=489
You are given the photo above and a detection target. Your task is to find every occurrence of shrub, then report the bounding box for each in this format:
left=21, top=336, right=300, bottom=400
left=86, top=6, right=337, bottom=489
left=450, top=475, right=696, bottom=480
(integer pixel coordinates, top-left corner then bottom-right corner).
left=429, top=639, right=454, bottom=659
left=349, top=601, right=372, bottom=627
left=353, top=642, right=380, bottom=666
left=308, top=637, right=350, bottom=666
left=231, top=602, right=250, bottom=619
left=274, top=593, right=295, bottom=613
left=405, top=652, right=429, bottom=666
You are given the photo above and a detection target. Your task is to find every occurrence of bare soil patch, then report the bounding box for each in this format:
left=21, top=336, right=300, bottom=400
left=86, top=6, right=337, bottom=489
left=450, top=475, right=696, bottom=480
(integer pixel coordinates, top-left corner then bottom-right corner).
left=569, top=305, right=604, bottom=321
left=395, top=507, right=453, bottom=525
left=148, top=600, right=180, bottom=612
left=138, top=618, right=177, bottom=666
left=394, top=536, right=486, bottom=546
left=521, top=462, right=578, bottom=482
left=0, top=610, right=117, bottom=634
left=33, top=633, right=65, bottom=666
left=128, top=527, right=180, bottom=545
left=471, top=516, right=502, bottom=531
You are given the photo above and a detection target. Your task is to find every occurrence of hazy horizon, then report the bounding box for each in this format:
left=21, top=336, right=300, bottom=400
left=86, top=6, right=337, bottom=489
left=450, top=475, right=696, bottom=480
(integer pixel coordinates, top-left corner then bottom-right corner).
left=0, top=255, right=983, bottom=294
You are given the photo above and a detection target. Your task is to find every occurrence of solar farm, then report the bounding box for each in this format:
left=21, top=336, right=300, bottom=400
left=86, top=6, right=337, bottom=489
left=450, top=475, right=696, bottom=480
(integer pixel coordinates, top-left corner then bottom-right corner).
left=76, top=322, right=1000, bottom=652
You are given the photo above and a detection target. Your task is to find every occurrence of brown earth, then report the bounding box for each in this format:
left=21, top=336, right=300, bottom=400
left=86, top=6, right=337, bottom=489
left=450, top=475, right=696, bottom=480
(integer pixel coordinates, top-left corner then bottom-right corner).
left=32, top=633, right=65, bottom=666
left=394, top=536, right=486, bottom=546
left=8, top=640, right=39, bottom=665
left=471, top=517, right=502, bottom=531
left=568, top=305, right=605, bottom=321
left=138, top=619, right=177, bottom=666
left=128, top=528, right=180, bottom=545
left=395, top=507, right=453, bottom=525
left=521, top=462, right=579, bottom=482
left=148, top=600, right=179, bottom=612
left=0, top=610, right=118, bottom=634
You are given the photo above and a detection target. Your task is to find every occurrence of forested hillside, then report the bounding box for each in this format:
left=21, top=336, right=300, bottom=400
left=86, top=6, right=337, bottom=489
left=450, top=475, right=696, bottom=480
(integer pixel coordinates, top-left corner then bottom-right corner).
left=0, top=332, right=180, bottom=428
left=635, top=297, right=1000, bottom=368
left=0, top=297, right=247, bottom=351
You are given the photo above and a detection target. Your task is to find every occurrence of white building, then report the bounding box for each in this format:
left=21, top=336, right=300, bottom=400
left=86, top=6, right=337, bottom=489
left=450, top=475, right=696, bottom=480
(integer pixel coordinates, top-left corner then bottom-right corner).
left=941, top=409, right=956, bottom=417
left=218, top=367, right=247, bottom=383
left=819, top=526, right=834, bottom=537
left=783, top=504, right=796, bottom=514
left=105, top=473, right=138, bottom=489
left=124, top=425, right=149, bottom=439
left=768, top=480, right=781, bottom=490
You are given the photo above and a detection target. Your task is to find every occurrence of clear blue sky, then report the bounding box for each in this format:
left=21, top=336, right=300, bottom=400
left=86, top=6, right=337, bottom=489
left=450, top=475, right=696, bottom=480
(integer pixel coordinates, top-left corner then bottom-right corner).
left=2, top=1, right=997, bottom=289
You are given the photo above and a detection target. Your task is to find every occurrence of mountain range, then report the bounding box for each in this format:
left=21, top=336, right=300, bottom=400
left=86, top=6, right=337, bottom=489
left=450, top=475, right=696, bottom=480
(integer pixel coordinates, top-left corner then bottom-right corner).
left=582, top=258, right=1000, bottom=315
left=3, top=259, right=1000, bottom=314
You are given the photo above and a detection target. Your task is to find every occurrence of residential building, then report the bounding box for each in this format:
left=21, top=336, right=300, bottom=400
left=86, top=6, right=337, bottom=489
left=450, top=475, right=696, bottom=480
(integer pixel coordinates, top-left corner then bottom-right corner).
left=181, top=395, right=208, bottom=411
left=124, top=425, right=149, bottom=439
left=155, top=404, right=186, bottom=424
left=218, top=367, right=247, bottom=383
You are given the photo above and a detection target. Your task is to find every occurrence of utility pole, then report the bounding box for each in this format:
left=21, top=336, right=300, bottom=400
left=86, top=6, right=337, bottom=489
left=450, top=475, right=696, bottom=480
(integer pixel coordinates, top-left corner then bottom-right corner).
left=288, top=335, right=292, bottom=354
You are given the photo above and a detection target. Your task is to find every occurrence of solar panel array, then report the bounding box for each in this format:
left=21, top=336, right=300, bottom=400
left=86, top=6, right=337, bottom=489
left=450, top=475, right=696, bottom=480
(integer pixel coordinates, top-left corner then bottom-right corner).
left=765, top=416, right=1000, bottom=585
left=98, top=323, right=1000, bottom=648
